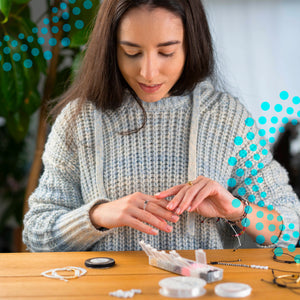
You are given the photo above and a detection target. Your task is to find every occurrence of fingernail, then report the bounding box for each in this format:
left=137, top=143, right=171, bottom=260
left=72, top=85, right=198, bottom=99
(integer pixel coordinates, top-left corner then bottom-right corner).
left=154, top=193, right=160, bottom=197
left=166, top=225, right=173, bottom=232
left=187, top=206, right=192, bottom=212
left=167, top=203, right=174, bottom=210
left=176, top=208, right=181, bottom=215
left=171, top=215, right=179, bottom=222
left=151, top=228, right=159, bottom=235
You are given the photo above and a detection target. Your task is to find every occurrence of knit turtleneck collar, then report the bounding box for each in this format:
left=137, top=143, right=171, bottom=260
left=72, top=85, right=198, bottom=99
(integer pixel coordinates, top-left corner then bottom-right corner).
left=123, top=90, right=192, bottom=112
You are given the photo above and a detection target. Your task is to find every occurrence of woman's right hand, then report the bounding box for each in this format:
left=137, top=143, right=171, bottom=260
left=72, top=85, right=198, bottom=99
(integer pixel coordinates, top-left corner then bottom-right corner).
left=89, top=192, right=180, bottom=235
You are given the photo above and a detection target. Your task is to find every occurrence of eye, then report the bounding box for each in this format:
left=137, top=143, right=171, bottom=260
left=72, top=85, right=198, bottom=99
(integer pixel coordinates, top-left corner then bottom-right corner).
left=124, top=52, right=141, bottom=58
left=159, top=52, right=174, bottom=57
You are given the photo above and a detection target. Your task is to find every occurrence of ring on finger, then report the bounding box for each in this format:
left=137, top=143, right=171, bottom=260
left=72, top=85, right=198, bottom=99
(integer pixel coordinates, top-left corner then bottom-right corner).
left=187, top=181, right=193, bottom=186
left=143, top=200, right=149, bottom=211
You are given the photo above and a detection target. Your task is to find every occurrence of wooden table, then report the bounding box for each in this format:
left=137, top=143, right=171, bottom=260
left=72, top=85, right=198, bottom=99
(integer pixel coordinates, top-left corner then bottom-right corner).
left=0, top=248, right=299, bottom=299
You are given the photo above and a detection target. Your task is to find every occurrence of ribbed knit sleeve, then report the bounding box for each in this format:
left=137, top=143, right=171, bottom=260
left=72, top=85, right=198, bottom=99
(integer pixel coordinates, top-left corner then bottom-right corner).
left=23, top=101, right=113, bottom=252
left=218, top=95, right=300, bottom=248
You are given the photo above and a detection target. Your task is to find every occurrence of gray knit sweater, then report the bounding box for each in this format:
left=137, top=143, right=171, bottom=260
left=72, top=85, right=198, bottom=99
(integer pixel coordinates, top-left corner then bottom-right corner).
left=23, top=81, right=300, bottom=252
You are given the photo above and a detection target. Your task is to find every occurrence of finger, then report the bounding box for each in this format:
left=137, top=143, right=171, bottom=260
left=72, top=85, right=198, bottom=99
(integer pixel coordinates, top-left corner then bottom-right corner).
left=178, top=180, right=209, bottom=213
left=133, top=209, right=173, bottom=233
left=146, top=201, right=180, bottom=223
left=166, top=185, right=190, bottom=213
left=154, top=184, right=185, bottom=199
left=189, top=186, right=213, bottom=212
left=128, top=216, right=160, bottom=235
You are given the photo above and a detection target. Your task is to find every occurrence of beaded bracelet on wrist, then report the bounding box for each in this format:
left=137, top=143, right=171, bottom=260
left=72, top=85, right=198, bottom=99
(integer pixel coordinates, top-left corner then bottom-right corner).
left=225, top=198, right=250, bottom=237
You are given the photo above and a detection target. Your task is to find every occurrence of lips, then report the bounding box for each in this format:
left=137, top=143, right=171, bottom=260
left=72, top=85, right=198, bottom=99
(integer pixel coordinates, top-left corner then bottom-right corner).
left=138, top=82, right=162, bottom=93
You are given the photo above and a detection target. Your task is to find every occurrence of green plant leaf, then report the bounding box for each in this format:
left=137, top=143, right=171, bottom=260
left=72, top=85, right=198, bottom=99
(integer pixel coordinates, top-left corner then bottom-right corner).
left=0, top=0, right=12, bottom=23
left=6, top=110, right=30, bottom=141
left=12, top=0, right=30, bottom=4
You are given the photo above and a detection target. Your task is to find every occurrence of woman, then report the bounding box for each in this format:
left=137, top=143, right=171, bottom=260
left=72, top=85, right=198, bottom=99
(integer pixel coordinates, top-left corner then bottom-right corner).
left=23, top=0, right=299, bottom=252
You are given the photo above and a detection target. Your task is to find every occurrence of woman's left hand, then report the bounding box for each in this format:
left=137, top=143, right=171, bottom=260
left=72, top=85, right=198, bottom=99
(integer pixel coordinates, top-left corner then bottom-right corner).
left=155, top=176, right=243, bottom=220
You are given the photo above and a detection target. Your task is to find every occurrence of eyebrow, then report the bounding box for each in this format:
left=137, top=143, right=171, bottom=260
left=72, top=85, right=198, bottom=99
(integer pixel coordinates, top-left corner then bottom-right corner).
left=119, top=40, right=181, bottom=48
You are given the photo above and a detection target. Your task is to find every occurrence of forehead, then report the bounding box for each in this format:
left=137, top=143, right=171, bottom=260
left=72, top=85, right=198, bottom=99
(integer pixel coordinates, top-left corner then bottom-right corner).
left=117, top=6, right=184, bottom=42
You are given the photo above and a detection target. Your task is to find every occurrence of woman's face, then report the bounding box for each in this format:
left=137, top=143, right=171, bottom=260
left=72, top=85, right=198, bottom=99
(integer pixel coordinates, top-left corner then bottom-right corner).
left=117, top=6, right=186, bottom=103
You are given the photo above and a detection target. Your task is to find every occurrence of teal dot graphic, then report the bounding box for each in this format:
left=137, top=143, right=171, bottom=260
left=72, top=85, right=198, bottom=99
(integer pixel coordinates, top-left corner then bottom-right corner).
left=232, top=198, right=241, bottom=208
left=62, top=12, right=70, bottom=20
left=279, top=127, right=285, bottom=133
left=244, top=177, right=252, bottom=185
left=286, top=107, right=294, bottom=115
left=270, top=235, right=279, bottom=244
left=256, top=235, right=265, bottom=244
left=268, top=224, right=275, bottom=232
left=18, top=33, right=24, bottom=39
left=246, top=132, right=255, bottom=140
left=31, top=48, right=39, bottom=56
left=258, top=116, right=267, bottom=125
left=0, top=54, right=2, bottom=61
left=252, top=185, right=259, bottom=192
left=43, top=18, right=49, bottom=25
left=61, top=37, right=71, bottom=47
left=291, top=119, right=298, bottom=125
left=52, top=26, right=59, bottom=34
left=49, top=38, right=57, bottom=46
left=239, top=150, right=247, bottom=158
left=269, top=127, right=276, bottom=134
left=267, top=214, right=274, bottom=221
left=241, top=218, right=250, bottom=227
left=257, top=200, right=265, bottom=207
left=4, top=35, right=9, bottom=41
left=11, top=40, right=18, bottom=47
left=69, top=0, right=76, bottom=4
left=293, top=231, right=299, bottom=239
left=258, top=129, right=265, bottom=137
left=271, top=116, right=278, bottom=124
left=288, top=244, right=295, bottom=252
left=253, top=154, right=260, bottom=161
left=269, top=137, right=275, bottom=144
left=298, top=111, right=300, bottom=118
left=41, top=27, right=48, bottom=34
left=228, top=157, right=237, bottom=166
left=274, top=104, right=282, bottom=112
left=60, top=2, right=67, bottom=9
left=234, top=136, right=243, bottom=145
left=38, top=37, right=45, bottom=45
left=27, top=36, right=34, bottom=43
left=289, top=223, right=295, bottom=230
left=32, top=27, right=38, bottom=34
left=227, top=178, right=236, bottom=188
left=63, top=24, right=71, bottom=32
left=84, top=0, right=93, bottom=9
left=292, top=96, right=300, bottom=105
left=3, top=62, right=12, bottom=71
left=238, top=187, right=246, bottom=196
left=260, top=191, right=266, bottom=198
left=44, top=51, right=53, bottom=60
left=250, top=144, right=257, bottom=152
left=277, top=215, right=283, bottom=222
left=3, top=47, right=10, bottom=54
left=75, top=20, right=84, bottom=29
left=295, top=255, right=300, bottom=263
left=236, top=168, right=244, bottom=177
left=24, top=59, right=33, bottom=68
left=283, top=234, right=290, bottom=241
left=256, top=222, right=264, bottom=230
left=261, top=102, right=270, bottom=111
left=274, top=247, right=283, bottom=256
left=251, top=169, right=257, bottom=176
left=258, top=162, right=264, bottom=169
left=280, top=91, right=289, bottom=100
left=73, top=7, right=81, bottom=15
left=279, top=224, right=286, bottom=231
left=248, top=194, right=255, bottom=203
left=257, top=177, right=263, bottom=183
left=257, top=211, right=264, bottom=218
left=245, top=205, right=252, bottom=214
left=262, top=149, right=268, bottom=156
left=259, top=140, right=266, bottom=147
left=267, top=205, right=273, bottom=211
left=52, top=16, right=59, bottom=23
left=282, top=117, right=288, bottom=124
left=13, top=53, right=21, bottom=61
left=245, top=160, right=252, bottom=168
left=52, top=7, right=58, bottom=13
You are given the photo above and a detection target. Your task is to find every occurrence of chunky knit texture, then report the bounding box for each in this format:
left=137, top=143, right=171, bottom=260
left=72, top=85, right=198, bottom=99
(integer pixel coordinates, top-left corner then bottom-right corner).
left=23, top=81, right=300, bottom=252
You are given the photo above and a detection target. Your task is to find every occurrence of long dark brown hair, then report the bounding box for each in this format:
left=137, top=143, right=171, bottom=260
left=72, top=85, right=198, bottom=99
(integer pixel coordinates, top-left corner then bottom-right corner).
left=52, top=0, right=215, bottom=130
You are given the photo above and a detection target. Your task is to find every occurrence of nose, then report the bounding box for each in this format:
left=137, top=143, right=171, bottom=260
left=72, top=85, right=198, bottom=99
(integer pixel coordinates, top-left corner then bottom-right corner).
left=139, top=53, right=159, bottom=83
